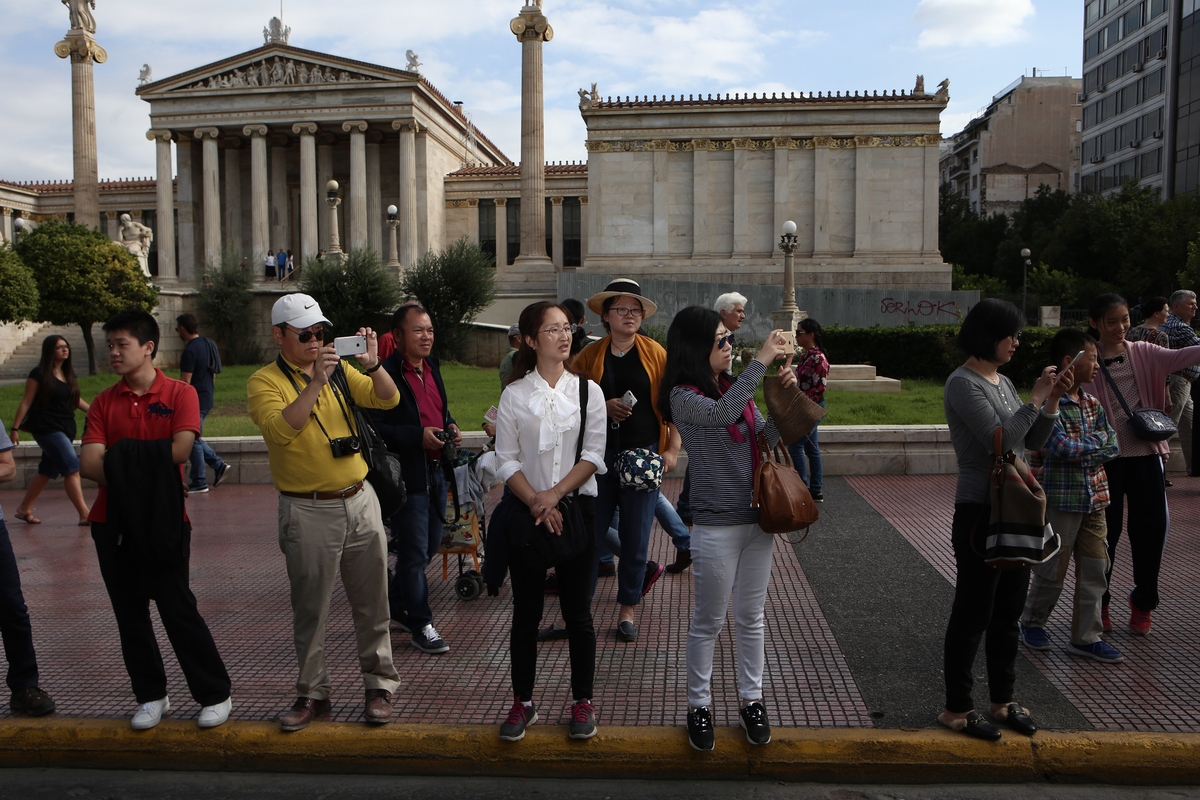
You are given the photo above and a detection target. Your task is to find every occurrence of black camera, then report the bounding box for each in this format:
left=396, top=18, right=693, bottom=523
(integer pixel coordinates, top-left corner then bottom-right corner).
left=330, top=435, right=361, bottom=458
left=434, top=429, right=456, bottom=463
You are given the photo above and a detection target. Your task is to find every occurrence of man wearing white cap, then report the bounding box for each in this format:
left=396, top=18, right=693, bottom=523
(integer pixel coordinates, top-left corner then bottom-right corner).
left=247, top=293, right=402, bottom=732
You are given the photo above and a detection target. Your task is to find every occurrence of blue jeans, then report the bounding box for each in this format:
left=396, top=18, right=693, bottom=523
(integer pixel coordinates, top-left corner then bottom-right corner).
left=788, top=401, right=824, bottom=495
left=593, top=459, right=659, bottom=607
left=388, top=469, right=446, bottom=630
left=0, top=518, right=39, bottom=692
left=32, top=431, right=80, bottom=479
left=188, top=409, right=224, bottom=489
left=599, top=491, right=691, bottom=564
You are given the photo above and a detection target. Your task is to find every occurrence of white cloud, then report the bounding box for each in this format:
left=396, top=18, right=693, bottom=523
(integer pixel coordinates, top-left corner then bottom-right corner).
left=913, top=0, right=1035, bottom=48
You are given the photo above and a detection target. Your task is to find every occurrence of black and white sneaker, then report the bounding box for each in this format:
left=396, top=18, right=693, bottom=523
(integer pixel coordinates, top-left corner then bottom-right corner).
left=739, top=701, right=771, bottom=745
left=213, top=462, right=229, bottom=487
left=687, top=706, right=715, bottom=751
left=411, top=623, right=449, bottom=654
left=811, top=492, right=824, bottom=503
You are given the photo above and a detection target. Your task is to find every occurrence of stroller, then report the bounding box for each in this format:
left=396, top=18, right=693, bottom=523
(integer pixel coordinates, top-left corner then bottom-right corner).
left=437, top=448, right=503, bottom=601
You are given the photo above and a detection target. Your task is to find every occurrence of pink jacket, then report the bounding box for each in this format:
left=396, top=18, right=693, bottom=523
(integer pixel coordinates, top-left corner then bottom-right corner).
left=1081, top=340, right=1200, bottom=458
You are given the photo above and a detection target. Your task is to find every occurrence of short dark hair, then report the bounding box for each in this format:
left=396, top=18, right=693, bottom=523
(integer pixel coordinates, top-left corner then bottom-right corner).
left=391, top=302, right=429, bottom=331
left=956, top=298, right=1025, bottom=361
left=1050, top=328, right=1095, bottom=366
left=176, top=313, right=199, bottom=334
left=562, top=298, right=586, bottom=324
left=103, top=309, right=160, bottom=358
left=1140, top=296, right=1168, bottom=320
left=659, top=306, right=724, bottom=423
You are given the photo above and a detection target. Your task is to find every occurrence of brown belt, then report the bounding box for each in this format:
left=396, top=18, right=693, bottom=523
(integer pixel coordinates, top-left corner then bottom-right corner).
left=281, top=481, right=364, bottom=501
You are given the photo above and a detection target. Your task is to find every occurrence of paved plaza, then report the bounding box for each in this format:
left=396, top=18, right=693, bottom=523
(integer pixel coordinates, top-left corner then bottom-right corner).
left=3, top=475, right=1199, bottom=734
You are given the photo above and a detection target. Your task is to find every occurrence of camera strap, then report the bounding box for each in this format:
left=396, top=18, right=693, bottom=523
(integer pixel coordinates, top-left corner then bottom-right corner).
left=276, top=355, right=356, bottom=444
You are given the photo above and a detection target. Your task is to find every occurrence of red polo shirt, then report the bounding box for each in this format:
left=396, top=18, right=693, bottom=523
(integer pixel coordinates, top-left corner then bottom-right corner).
left=83, top=369, right=202, bottom=523
left=401, top=358, right=445, bottom=458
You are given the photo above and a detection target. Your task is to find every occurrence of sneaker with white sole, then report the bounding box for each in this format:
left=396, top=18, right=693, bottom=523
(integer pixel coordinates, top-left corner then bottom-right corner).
left=739, top=700, right=772, bottom=745
left=687, top=706, right=715, bottom=751
left=198, top=697, right=232, bottom=728
left=131, top=696, right=170, bottom=730
left=187, top=485, right=209, bottom=494
left=1066, top=640, right=1125, bottom=663
left=499, top=696, right=537, bottom=741
left=412, top=623, right=450, bottom=654
left=213, top=462, right=230, bottom=487
left=569, top=699, right=597, bottom=739
left=1019, top=622, right=1052, bottom=651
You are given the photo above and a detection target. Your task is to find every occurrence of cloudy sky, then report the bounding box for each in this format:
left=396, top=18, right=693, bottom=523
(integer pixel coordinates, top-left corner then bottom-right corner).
left=0, top=0, right=1081, bottom=182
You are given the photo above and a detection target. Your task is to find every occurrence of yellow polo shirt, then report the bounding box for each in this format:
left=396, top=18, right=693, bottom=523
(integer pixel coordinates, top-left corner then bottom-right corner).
left=248, top=357, right=400, bottom=493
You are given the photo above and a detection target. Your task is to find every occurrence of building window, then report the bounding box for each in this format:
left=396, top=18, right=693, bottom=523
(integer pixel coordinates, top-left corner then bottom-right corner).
left=506, top=199, right=521, bottom=266
left=1151, top=0, right=1168, bottom=20
left=563, top=197, right=581, bottom=267
left=972, top=149, right=978, bottom=163
left=545, top=198, right=553, bottom=260
left=478, top=200, right=496, bottom=266
left=1087, top=0, right=1102, bottom=25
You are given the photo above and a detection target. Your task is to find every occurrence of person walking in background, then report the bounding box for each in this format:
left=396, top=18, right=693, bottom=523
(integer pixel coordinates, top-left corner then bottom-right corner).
left=662, top=306, right=796, bottom=752
left=176, top=314, right=229, bottom=494
left=265, top=250, right=276, bottom=280
left=1126, top=296, right=1169, bottom=347
left=1020, top=328, right=1124, bottom=664
left=498, top=324, right=521, bottom=387
left=789, top=318, right=830, bottom=503
left=276, top=248, right=288, bottom=282
left=286, top=250, right=295, bottom=280
left=10, top=336, right=91, bottom=526
left=1160, top=290, right=1200, bottom=476
left=562, top=298, right=590, bottom=357
left=940, top=298, right=1067, bottom=741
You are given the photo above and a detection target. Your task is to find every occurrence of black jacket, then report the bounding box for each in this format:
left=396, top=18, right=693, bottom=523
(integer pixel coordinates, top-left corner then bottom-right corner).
left=103, top=437, right=186, bottom=564
left=370, top=352, right=455, bottom=493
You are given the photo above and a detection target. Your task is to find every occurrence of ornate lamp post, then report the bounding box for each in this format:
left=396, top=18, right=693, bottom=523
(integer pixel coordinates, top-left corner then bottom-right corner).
left=1020, top=247, right=1032, bottom=318
left=326, top=179, right=344, bottom=261
left=386, top=204, right=401, bottom=271
left=13, top=217, right=26, bottom=244
left=771, top=219, right=806, bottom=337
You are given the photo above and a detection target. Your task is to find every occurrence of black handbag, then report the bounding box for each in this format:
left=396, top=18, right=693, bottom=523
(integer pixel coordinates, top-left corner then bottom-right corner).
left=331, top=366, right=408, bottom=519
left=1097, top=356, right=1177, bottom=442
left=505, top=377, right=592, bottom=566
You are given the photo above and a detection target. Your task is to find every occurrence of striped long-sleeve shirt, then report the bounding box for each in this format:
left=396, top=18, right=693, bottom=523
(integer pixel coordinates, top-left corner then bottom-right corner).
left=670, top=360, right=780, bottom=527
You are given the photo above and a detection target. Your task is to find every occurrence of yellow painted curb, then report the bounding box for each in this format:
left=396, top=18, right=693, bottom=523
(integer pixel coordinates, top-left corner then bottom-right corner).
left=0, top=719, right=1198, bottom=784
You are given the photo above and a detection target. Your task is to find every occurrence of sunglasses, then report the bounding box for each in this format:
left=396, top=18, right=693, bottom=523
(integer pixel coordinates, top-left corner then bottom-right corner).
left=716, top=334, right=734, bottom=350
left=288, top=326, right=326, bottom=343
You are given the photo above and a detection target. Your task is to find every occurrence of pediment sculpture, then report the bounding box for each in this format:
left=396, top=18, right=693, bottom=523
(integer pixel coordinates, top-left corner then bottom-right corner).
left=180, top=56, right=379, bottom=91
left=264, top=17, right=291, bottom=45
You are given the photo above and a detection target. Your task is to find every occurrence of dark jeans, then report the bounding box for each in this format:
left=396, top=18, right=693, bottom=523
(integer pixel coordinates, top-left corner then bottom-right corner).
left=188, top=408, right=224, bottom=490
left=509, top=496, right=596, bottom=702
left=1102, top=455, right=1168, bottom=611
left=788, top=400, right=825, bottom=495
left=0, top=518, right=39, bottom=692
left=943, top=503, right=1029, bottom=713
left=677, top=466, right=693, bottom=526
left=593, top=456, right=659, bottom=607
left=91, top=522, right=231, bottom=706
left=388, top=468, right=447, bottom=630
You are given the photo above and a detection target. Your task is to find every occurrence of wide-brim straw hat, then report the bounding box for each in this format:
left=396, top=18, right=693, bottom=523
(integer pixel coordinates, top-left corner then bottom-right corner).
left=763, top=376, right=828, bottom=446
left=586, top=278, right=659, bottom=319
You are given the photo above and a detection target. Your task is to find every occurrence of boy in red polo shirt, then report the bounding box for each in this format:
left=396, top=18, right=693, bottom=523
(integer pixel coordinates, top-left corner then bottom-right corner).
left=80, top=310, right=232, bottom=731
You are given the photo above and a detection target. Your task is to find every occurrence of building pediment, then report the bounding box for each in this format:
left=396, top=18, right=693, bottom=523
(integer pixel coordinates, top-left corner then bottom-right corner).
left=137, top=43, right=416, bottom=98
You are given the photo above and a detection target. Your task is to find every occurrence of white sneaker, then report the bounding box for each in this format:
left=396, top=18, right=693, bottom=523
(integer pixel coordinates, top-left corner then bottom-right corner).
left=198, top=697, right=232, bottom=729
left=131, top=696, right=170, bottom=730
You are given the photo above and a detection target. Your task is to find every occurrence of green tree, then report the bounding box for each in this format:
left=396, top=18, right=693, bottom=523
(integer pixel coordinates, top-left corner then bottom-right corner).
left=938, top=184, right=1010, bottom=280
left=196, top=251, right=263, bottom=365
left=400, top=237, right=496, bottom=361
left=0, top=245, right=38, bottom=323
left=299, top=248, right=401, bottom=337
left=15, top=220, right=157, bottom=374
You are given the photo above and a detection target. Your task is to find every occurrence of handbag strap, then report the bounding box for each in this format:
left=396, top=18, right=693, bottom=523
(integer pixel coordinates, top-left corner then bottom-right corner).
left=568, top=376, right=588, bottom=500
left=1096, top=354, right=1138, bottom=420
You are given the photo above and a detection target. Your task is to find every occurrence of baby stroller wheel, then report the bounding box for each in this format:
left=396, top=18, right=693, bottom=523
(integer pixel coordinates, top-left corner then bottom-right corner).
left=455, top=573, right=482, bottom=601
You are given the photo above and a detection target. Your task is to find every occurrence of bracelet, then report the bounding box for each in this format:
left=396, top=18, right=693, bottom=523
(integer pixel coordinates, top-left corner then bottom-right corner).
left=365, top=360, right=383, bottom=374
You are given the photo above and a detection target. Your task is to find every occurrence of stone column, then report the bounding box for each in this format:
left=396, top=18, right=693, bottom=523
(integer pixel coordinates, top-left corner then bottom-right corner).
left=854, top=137, right=871, bottom=256
left=510, top=2, right=555, bottom=281
left=923, top=135, right=941, bottom=257
left=343, top=121, right=369, bottom=251
left=772, top=137, right=790, bottom=252
left=579, top=195, right=589, bottom=265
left=146, top=130, right=176, bottom=279
left=105, top=210, right=118, bottom=241
left=495, top=197, right=508, bottom=267
left=0, top=208, right=12, bottom=244
left=223, top=137, right=243, bottom=256
left=550, top=196, right=564, bottom=269
left=692, top=139, right=710, bottom=259
left=392, top=120, right=419, bottom=268
left=176, top=135, right=198, bottom=281
left=194, top=127, right=221, bottom=266
left=366, top=132, right=384, bottom=257
left=294, top=123, right=319, bottom=262
left=650, top=140, right=669, bottom=257
left=732, top=139, right=751, bottom=256
left=54, top=27, right=106, bottom=231
left=466, top=198, right=480, bottom=244
left=269, top=134, right=289, bottom=257
left=244, top=126, right=270, bottom=267
left=812, top=138, right=831, bottom=258
left=317, top=133, right=334, bottom=250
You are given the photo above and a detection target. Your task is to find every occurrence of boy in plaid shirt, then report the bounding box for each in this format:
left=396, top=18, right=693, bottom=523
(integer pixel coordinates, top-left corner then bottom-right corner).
left=1020, top=328, right=1125, bottom=663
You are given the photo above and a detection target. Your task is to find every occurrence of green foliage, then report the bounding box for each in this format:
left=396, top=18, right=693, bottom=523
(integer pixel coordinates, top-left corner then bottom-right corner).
left=641, top=323, right=668, bottom=347
left=1027, top=264, right=1076, bottom=307
left=197, top=251, right=263, bottom=365
left=0, top=245, right=38, bottom=323
left=15, top=220, right=158, bottom=374
left=400, top=237, right=497, bottom=360
left=951, top=264, right=1007, bottom=296
left=299, top=248, right=402, bottom=337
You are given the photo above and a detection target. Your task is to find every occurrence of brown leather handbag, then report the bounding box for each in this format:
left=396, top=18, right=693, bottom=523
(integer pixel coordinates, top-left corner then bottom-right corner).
left=751, top=433, right=819, bottom=535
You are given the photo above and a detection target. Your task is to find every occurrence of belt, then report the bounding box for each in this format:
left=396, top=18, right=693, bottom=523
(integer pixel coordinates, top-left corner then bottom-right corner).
left=281, top=481, right=364, bottom=501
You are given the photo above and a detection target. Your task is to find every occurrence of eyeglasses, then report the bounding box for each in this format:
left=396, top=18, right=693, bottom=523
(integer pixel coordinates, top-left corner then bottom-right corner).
left=609, top=306, right=643, bottom=318
left=539, top=324, right=578, bottom=337
left=715, top=334, right=734, bottom=350
left=1010, top=332, right=1022, bottom=342
left=288, top=326, right=326, bottom=343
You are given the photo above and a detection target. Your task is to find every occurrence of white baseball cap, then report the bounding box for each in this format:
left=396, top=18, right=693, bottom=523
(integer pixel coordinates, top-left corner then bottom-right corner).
left=271, top=293, right=331, bottom=329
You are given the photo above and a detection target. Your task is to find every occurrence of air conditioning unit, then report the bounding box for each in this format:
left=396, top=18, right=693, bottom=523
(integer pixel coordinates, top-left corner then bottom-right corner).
left=1099, top=84, right=1108, bottom=93
left=1080, top=92, right=1089, bottom=102
left=1129, top=140, right=1141, bottom=149
left=1132, top=62, right=1144, bottom=73
left=1091, top=155, right=1106, bottom=164
left=1158, top=48, right=1168, bottom=59
left=1152, top=129, right=1164, bottom=139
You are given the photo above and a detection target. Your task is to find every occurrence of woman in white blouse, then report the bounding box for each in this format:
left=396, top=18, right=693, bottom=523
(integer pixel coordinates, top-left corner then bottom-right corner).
left=492, top=301, right=608, bottom=743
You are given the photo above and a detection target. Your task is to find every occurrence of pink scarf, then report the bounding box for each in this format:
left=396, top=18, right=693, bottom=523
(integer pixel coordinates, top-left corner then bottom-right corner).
left=680, top=377, right=759, bottom=471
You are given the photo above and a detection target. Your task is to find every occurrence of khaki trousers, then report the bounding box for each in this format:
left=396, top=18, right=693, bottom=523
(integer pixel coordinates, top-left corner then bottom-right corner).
left=1168, top=375, right=1193, bottom=473
left=278, top=481, right=400, bottom=700
left=1022, top=507, right=1109, bottom=645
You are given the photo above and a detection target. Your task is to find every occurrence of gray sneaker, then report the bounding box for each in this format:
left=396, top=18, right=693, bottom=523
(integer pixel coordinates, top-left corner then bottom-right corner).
left=569, top=699, right=597, bottom=739
left=499, top=696, right=537, bottom=741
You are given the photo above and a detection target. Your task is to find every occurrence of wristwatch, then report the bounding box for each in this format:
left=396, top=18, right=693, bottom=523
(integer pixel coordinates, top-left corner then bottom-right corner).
left=365, top=360, right=383, bottom=374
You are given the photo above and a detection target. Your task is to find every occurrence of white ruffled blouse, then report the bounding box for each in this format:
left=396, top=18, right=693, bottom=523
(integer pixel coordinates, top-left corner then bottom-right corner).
left=494, top=369, right=608, bottom=496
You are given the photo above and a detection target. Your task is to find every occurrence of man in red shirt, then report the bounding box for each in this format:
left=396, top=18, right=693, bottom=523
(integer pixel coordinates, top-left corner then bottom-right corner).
left=80, top=310, right=232, bottom=731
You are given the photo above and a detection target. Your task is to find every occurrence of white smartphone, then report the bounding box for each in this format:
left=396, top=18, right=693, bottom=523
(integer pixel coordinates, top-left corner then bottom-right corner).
left=1061, top=349, right=1085, bottom=375
left=622, top=390, right=638, bottom=408
left=334, top=335, right=367, bottom=358
left=779, top=331, right=797, bottom=351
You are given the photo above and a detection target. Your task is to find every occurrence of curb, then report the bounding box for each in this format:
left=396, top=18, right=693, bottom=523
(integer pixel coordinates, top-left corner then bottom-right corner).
left=1, top=720, right=1199, bottom=784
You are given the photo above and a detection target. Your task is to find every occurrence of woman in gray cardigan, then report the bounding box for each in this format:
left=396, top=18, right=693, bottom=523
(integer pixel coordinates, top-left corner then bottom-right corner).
left=940, top=299, right=1069, bottom=741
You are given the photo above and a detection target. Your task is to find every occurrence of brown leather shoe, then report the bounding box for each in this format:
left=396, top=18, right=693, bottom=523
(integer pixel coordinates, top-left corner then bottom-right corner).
left=279, top=696, right=331, bottom=732
left=364, top=689, right=393, bottom=725
left=664, top=548, right=692, bottom=574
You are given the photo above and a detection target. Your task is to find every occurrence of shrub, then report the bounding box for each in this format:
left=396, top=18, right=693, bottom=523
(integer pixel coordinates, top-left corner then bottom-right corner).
left=400, top=238, right=496, bottom=360
left=0, top=245, right=38, bottom=323
left=300, top=248, right=402, bottom=337
left=196, top=251, right=263, bottom=365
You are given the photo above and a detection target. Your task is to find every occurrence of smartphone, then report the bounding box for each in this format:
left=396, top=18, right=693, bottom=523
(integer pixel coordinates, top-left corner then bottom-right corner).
left=622, top=390, right=638, bottom=408
left=779, top=331, right=797, bottom=351
left=334, top=335, right=367, bottom=358
left=484, top=405, right=499, bottom=423
left=1059, top=349, right=1085, bottom=377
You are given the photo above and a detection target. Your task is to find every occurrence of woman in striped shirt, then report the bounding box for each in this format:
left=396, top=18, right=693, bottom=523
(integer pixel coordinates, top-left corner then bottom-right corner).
left=660, top=306, right=795, bottom=752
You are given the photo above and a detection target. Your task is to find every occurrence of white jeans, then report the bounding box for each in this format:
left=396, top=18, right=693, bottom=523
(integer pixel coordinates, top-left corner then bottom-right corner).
left=686, top=522, right=776, bottom=708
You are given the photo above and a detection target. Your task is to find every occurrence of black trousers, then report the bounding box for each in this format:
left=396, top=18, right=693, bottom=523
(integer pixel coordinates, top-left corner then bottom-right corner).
left=0, top=519, right=39, bottom=692
left=1102, top=454, right=1168, bottom=612
left=943, top=503, right=1030, bottom=713
left=92, top=522, right=231, bottom=706
left=508, top=496, right=596, bottom=703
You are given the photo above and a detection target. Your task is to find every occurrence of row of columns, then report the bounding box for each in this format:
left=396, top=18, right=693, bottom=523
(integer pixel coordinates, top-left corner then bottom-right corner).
left=487, top=195, right=588, bottom=269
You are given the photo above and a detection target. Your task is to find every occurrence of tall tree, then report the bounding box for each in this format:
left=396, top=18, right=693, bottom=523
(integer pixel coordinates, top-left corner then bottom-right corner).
left=0, top=245, right=38, bottom=323
left=400, top=238, right=496, bottom=361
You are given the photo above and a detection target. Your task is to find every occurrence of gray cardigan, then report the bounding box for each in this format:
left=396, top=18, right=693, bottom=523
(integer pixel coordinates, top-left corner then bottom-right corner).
left=944, top=365, right=1057, bottom=505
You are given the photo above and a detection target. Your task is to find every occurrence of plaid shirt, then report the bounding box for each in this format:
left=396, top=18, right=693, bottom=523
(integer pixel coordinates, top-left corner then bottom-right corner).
left=1027, top=390, right=1119, bottom=514
left=1159, top=314, right=1200, bottom=382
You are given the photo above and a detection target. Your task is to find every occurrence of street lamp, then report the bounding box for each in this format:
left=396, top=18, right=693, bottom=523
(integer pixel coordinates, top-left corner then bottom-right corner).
left=1020, top=247, right=1032, bottom=318
left=771, top=219, right=806, bottom=338
left=325, top=179, right=343, bottom=260
left=13, top=216, right=25, bottom=244
left=386, top=204, right=401, bottom=270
